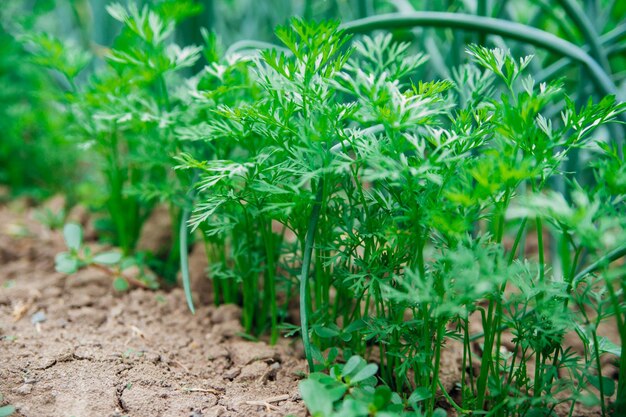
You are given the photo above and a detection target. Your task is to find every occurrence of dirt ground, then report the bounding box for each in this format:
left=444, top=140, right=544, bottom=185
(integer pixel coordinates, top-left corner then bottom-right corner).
left=0, top=199, right=307, bottom=417
left=0, top=197, right=617, bottom=417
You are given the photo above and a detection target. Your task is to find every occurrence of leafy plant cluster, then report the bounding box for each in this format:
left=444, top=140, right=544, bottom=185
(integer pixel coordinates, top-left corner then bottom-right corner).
left=4, top=1, right=626, bottom=417
left=20, top=0, right=208, bottom=283
left=176, top=18, right=625, bottom=416
left=0, top=0, right=83, bottom=200
left=300, top=354, right=412, bottom=417
left=56, top=223, right=158, bottom=291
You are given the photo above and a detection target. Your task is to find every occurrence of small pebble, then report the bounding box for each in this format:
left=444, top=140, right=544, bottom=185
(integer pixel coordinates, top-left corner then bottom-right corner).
left=223, top=367, right=241, bottom=380
left=13, top=383, right=33, bottom=395
left=31, top=310, right=47, bottom=324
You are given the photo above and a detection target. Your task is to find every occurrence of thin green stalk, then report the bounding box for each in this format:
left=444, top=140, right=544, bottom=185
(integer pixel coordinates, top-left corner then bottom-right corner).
left=556, top=0, right=611, bottom=72
left=180, top=172, right=199, bottom=313
left=180, top=203, right=195, bottom=314
left=506, top=337, right=520, bottom=389
left=300, top=180, right=324, bottom=370
left=533, top=350, right=543, bottom=397
left=479, top=195, right=512, bottom=411
left=460, top=319, right=469, bottom=406
left=414, top=228, right=426, bottom=280
left=261, top=219, right=278, bottom=344
left=430, top=323, right=445, bottom=415
left=605, top=274, right=626, bottom=414
left=438, top=379, right=471, bottom=415
left=572, top=242, right=626, bottom=285
left=508, top=218, right=528, bottom=264
left=476, top=303, right=496, bottom=410
left=591, top=329, right=607, bottom=416
left=536, top=217, right=545, bottom=285
left=463, top=317, right=476, bottom=397
left=495, top=192, right=510, bottom=244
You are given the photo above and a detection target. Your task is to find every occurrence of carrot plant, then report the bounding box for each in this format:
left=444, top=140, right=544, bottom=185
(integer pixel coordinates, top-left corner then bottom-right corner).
left=179, top=19, right=355, bottom=341
left=182, top=19, right=626, bottom=417
left=25, top=1, right=204, bottom=283
left=0, top=1, right=83, bottom=199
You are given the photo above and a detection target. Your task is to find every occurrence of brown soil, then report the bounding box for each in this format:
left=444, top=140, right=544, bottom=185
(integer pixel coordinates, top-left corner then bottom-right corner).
left=0, top=200, right=307, bottom=417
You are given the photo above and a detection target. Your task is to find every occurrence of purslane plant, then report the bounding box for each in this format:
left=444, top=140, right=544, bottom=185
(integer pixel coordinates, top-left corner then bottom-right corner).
left=55, top=223, right=158, bottom=291
left=182, top=20, right=625, bottom=417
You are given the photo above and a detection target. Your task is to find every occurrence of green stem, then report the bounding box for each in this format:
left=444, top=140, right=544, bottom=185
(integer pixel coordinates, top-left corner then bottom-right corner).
left=536, top=217, right=545, bottom=286
left=476, top=303, right=496, bottom=410
left=438, top=379, right=471, bottom=415
left=556, top=0, right=611, bottom=72
left=605, top=275, right=626, bottom=414
left=572, top=242, right=626, bottom=285
left=591, top=329, right=607, bottom=416
left=508, top=218, right=528, bottom=264
left=261, top=219, right=278, bottom=344
left=430, top=323, right=444, bottom=414
left=179, top=203, right=195, bottom=314
left=179, top=173, right=198, bottom=313
left=300, top=180, right=324, bottom=370
left=533, top=350, right=543, bottom=397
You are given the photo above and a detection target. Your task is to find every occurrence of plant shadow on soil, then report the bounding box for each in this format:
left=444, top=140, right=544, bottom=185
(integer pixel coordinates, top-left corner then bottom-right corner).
left=0, top=198, right=618, bottom=417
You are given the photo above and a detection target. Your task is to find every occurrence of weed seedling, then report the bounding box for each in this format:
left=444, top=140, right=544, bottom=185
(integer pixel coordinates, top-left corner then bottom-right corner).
left=56, top=223, right=157, bottom=290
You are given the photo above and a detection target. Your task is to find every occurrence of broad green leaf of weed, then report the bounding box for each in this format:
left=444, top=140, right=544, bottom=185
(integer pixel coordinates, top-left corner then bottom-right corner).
left=299, top=379, right=334, bottom=417
left=63, top=223, right=82, bottom=251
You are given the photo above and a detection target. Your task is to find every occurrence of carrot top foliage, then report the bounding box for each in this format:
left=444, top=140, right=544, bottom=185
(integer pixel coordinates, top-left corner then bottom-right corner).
left=178, top=19, right=625, bottom=416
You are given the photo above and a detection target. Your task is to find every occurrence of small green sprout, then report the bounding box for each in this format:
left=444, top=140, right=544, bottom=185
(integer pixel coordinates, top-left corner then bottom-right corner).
left=55, top=223, right=157, bottom=291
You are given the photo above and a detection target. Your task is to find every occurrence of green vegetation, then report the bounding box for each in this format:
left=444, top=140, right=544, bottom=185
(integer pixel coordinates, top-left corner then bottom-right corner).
left=2, top=1, right=625, bottom=416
